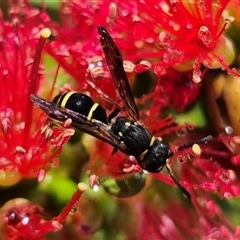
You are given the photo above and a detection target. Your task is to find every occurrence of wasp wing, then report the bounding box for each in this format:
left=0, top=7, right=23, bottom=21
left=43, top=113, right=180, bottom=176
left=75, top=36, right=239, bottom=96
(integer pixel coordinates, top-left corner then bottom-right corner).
left=30, top=94, right=120, bottom=148
left=98, top=26, right=140, bottom=121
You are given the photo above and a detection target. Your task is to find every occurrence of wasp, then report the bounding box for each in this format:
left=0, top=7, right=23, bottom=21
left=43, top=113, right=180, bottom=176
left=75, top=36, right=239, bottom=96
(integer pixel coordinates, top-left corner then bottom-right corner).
left=31, top=27, right=212, bottom=199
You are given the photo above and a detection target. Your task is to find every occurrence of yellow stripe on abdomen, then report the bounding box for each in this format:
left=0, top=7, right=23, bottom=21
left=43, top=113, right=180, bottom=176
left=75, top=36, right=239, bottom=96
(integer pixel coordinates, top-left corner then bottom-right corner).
left=60, top=91, right=76, bottom=107
left=87, top=103, right=99, bottom=120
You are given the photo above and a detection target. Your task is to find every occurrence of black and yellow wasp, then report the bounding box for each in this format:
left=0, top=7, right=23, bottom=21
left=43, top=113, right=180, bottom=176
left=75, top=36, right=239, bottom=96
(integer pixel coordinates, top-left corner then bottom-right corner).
left=31, top=27, right=212, bottom=199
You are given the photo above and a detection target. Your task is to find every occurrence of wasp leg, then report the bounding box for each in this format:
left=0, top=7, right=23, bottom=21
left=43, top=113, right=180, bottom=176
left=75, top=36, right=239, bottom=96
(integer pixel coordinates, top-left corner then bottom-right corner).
left=111, top=147, right=118, bottom=156
left=165, top=161, right=191, bottom=199
left=108, top=109, right=120, bottom=122
left=86, top=78, right=121, bottom=109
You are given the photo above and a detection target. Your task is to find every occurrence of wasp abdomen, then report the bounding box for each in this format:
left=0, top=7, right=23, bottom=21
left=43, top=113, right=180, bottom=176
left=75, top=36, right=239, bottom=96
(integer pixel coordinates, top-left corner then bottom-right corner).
left=53, top=92, right=108, bottom=124
left=111, top=117, right=152, bottom=156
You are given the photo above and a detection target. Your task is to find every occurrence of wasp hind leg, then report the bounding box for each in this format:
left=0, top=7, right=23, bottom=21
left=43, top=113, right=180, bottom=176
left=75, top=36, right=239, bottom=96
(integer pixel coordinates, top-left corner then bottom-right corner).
left=165, top=161, right=191, bottom=199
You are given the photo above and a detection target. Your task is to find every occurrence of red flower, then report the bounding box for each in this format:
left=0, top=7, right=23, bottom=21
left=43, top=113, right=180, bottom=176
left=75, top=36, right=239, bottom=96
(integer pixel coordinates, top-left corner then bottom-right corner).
left=0, top=3, right=72, bottom=185
left=1, top=1, right=239, bottom=239
left=56, top=1, right=239, bottom=84
left=139, top=196, right=240, bottom=239
left=157, top=67, right=201, bottom=111
left=1, top=199, right=45, bottom=240
left=46, top=0, right=239, bottom=117
left=0, top=183, right=87, bottom=239
left=137, top=0, right=237, bottom=82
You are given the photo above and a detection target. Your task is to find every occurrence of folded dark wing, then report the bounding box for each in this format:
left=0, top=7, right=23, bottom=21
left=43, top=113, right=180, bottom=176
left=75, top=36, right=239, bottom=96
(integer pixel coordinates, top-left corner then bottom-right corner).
left=98, top=26, right=140, bottom=121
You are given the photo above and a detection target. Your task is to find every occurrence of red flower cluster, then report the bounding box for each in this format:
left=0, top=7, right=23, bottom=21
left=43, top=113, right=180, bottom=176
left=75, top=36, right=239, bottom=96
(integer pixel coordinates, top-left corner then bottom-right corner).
left=0, top=3, right=72, bottom=184
left=0, top=0, right=240, bottom=239
left=0, top=183, right=87, bottom=239
left=137, top=0, right=237, bottom=82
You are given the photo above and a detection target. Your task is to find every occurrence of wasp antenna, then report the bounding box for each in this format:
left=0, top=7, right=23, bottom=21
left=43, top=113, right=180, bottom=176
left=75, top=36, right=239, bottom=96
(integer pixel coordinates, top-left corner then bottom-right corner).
left=177, top=135, right=212, bottom=152
left=165, top=161, right=191, bottom=199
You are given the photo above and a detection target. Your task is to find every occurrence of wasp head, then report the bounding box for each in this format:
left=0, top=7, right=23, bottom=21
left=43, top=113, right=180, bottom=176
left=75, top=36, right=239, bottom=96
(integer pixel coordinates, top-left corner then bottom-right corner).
left=139, top=138, right=171, bottom=173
